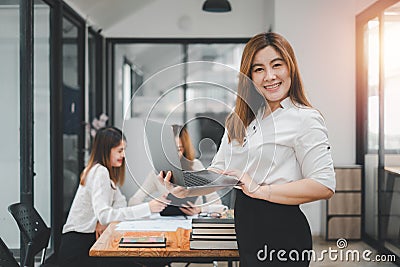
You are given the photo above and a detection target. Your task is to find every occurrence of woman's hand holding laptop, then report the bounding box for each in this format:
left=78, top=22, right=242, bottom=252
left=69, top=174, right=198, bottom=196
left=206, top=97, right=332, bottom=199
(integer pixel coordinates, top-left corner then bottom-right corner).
left=157, top=171, right=190, bottom=198
left=157, top=169, right=242, bottom=199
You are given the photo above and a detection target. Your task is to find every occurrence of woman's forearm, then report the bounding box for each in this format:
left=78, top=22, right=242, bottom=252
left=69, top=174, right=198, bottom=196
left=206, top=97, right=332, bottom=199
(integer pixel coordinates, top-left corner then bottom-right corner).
left=254, top=178, right=334, bottom=205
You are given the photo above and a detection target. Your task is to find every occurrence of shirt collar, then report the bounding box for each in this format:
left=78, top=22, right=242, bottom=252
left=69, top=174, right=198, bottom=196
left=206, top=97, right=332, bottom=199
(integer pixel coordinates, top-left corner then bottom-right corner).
left=256, top=97, right=295, bottom=120
left=280, top=97, right=294, bottom=109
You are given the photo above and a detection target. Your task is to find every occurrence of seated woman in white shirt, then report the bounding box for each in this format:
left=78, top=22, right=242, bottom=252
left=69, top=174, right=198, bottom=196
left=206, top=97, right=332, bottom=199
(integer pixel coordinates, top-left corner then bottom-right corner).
left=129, top=124, right=222, bottom=215
left=58, top=127, right=169, bottom=267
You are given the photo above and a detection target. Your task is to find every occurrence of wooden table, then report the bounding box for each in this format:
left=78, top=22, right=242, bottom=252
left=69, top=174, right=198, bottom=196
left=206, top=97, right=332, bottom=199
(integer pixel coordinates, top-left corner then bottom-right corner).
left=90, top=222, right=240, bottom=265
left=385, top=166, right=400, bottom=176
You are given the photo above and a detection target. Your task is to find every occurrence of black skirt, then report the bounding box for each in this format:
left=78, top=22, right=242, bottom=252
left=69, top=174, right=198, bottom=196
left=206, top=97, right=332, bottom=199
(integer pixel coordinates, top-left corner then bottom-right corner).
left=234, top=189, right=312, bottom=266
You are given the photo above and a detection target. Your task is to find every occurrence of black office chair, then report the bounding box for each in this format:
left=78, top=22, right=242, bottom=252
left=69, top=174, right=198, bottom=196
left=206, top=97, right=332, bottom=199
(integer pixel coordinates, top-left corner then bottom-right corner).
left=8, top=203, right=51, bottom=267
left=0, top=237, right=20, bottom=267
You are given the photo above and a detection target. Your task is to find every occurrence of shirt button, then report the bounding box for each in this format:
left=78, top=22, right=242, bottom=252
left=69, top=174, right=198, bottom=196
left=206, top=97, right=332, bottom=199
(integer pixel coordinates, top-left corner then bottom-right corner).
left=253, top=126, right=256, bottom=130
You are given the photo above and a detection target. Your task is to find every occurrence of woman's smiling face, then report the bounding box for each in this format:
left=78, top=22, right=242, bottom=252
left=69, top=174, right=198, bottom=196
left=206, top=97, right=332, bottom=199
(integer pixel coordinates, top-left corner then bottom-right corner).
left=251, top=46, right=291, bottom=112
left=110, top=141, right=126, bottom=167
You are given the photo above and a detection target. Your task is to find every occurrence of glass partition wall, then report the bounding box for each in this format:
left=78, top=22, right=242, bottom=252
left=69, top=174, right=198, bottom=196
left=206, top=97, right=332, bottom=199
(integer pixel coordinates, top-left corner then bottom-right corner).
left=33, top=0, right=51, bottom=242
left=382, top=2, right=400, bottom=257
left=0, top=0, right=52, bottom=255
left=186, top=44, right=242, bottom=164
left=112, top=40, right=245, bottom=207
left=0, top=0, right=21, bottom=249
left=113, top=42, right=244, bottom=162
left=61, top=15, right=84, bottom=224
left=87, top=28, right=105, bottom=155
left=357, top=0, right=400, bottom=259
left=0, top=1, right=106, bottom=258
left=364, top=16, right=380, bottom=242
left=0, top=0, right=52, bottom=252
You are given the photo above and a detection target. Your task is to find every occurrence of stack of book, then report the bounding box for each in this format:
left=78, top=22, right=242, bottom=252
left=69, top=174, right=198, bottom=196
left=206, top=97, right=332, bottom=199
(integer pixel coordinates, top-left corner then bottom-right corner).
left=190, top=218, right=238, bottom=249
left=118, top=235, right=166, bottom=248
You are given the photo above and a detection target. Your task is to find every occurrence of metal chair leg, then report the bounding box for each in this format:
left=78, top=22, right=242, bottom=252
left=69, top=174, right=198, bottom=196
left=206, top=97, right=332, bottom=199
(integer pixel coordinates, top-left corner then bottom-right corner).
left=40, top=248, right=47, bottom=264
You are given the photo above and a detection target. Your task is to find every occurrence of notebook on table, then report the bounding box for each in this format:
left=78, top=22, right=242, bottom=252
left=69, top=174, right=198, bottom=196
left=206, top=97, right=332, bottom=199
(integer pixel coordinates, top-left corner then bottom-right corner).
left=119, top=236, right=166, bottom=248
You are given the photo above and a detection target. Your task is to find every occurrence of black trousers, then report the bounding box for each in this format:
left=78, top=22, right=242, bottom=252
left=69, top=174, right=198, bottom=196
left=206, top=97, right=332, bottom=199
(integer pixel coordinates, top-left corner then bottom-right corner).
left=234, top=189, right=312, bottom=266
left=58, top=232, right=98, bottom=267
left=58, top=232, right=148, bottom=267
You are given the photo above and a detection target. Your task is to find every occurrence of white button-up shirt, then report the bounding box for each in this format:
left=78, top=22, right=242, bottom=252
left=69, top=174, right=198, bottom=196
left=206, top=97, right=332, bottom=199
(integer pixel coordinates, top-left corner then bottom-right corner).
left=62, top=164, right=151, bottom=234
left=210, top=97, right=335, bottom=192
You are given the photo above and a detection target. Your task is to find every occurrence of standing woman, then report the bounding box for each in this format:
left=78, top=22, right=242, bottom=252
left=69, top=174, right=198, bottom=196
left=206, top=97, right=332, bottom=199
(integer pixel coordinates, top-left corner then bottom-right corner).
left=58, top=127, right=168, bottom=267
left=162, top=32, right=335, bottom=266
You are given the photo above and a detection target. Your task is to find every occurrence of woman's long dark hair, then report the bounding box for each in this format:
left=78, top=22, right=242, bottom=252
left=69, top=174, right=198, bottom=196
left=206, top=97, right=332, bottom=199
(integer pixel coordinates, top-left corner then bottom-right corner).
left=80, top=127, right=126, bottom=186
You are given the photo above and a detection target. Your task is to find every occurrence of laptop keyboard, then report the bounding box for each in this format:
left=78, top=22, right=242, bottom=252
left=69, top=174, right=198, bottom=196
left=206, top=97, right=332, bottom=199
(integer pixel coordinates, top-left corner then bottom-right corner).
left=183, top=172, right=212, bottom=187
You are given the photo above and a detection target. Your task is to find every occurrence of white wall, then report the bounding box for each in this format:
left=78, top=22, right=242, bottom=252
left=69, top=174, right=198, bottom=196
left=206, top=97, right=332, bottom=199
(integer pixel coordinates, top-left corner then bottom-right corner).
left=274, top=0, right=362, bottom=236
left=105, top=0, right=273, bottom=38
left=275, top=0, right=357, bottom=166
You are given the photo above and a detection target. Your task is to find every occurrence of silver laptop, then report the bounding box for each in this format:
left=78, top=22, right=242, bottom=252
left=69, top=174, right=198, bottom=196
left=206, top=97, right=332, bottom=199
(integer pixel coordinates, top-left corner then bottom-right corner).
left=144, top=120, right=240, bottom=192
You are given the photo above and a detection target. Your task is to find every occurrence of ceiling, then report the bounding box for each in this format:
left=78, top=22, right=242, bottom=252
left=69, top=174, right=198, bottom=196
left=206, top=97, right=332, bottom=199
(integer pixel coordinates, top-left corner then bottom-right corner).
left=64, top=0, right=156, bottom=31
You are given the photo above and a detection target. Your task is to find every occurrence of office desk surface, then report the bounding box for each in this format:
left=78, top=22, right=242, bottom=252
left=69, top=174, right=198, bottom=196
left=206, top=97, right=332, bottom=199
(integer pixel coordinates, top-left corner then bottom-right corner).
left=89, top=222, right=239, bottom=258
left=385, top=166, right=400, bottom=176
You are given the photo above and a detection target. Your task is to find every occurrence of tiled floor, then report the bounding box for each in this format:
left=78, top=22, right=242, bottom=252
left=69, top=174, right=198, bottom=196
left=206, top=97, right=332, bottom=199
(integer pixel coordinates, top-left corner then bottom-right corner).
left=170, top=237, right=398, bottom=267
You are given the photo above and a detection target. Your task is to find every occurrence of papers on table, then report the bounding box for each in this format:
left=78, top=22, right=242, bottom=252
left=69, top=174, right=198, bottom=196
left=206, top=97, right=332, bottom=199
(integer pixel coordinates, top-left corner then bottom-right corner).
left=116, top=218, right=192, bottom=232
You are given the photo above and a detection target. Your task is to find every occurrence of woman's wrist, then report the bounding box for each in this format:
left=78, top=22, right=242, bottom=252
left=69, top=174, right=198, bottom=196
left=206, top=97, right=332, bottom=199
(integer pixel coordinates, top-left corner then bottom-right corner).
left=267, top=184, right=272, bottom=201
left=261, top=184, right=272, bottom=201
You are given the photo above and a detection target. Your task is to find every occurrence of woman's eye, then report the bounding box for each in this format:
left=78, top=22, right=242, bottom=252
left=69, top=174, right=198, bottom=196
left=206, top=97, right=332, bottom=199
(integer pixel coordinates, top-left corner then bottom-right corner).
left=254, top=67, right=263, bottom=72
left=273, top=63, right=282, bottom=68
